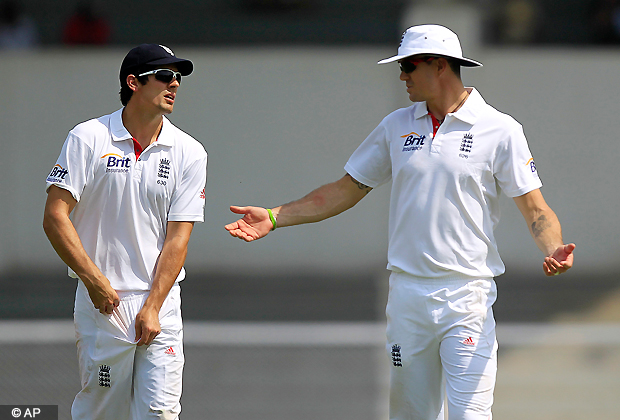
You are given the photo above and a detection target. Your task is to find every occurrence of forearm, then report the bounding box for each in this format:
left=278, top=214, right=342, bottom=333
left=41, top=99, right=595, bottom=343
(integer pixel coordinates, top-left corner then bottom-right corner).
left=272, top=174, right=370, bottom=228
left=528, top=208, right=564, bottom=256
left=142, top=223, right=192, bottom=313
left=514, top=189, right=565, bottom=256
left=43, top=211, right=107, bottom=288
left=513, top=189, right=574, bottom=276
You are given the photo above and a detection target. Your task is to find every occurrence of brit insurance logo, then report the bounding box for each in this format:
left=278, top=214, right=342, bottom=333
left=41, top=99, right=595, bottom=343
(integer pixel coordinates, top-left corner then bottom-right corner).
left=526, top=157, right=537, bottom=173
left=101, top=153, right=131, bottom=173
left=47, top=164, right=68, bottom=182
left=401, top=131, right=426, bottom=152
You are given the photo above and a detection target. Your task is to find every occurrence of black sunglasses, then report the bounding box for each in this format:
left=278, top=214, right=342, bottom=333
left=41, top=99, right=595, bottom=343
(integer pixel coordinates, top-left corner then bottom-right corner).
left=399, top=57, right=435, bottom=74
left=138, top=69, right=182, bottom=85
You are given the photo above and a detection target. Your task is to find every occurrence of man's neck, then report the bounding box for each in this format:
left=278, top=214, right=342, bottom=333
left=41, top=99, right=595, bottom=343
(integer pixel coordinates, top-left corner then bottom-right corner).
left=121, top=105, right=165, bottom=149
left=426, top=85, right=471, bottom=123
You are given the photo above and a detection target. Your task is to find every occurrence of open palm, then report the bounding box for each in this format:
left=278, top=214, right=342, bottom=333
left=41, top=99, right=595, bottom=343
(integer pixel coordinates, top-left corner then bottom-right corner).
left=224, top=206, right=273, bottom=242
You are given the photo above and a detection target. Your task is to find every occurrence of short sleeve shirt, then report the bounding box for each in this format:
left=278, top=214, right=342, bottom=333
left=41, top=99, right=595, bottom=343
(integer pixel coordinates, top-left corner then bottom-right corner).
left=344, top=88, right=542, bottom=279
left=46, top=108, right=208, bottom=290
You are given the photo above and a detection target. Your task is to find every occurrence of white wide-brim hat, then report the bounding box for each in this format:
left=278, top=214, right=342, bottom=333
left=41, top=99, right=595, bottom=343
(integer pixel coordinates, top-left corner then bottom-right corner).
left=378, top=24, right=482, bottom=67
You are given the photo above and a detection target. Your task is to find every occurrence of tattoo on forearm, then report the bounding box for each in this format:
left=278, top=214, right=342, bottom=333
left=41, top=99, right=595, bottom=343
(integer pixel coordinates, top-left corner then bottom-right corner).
left=531, top=215, right=551, bottom=238
left=346, top=174, right=372, bottom=194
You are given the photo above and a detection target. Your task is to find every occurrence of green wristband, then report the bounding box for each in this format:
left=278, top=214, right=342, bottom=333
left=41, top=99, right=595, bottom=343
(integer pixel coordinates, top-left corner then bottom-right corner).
left=267, top=208, right=277, bottom=231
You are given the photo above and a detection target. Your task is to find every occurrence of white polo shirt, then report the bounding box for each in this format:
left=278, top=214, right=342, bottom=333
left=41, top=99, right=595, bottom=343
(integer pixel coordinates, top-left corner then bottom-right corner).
left=345, top=88, right=542, bottom=279
left=46, top=108, right=208, bottom=291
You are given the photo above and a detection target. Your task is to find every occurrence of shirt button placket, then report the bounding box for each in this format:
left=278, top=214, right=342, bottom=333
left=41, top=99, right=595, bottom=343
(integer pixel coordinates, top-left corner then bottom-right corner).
left=133, top=158, right=143, bottom=180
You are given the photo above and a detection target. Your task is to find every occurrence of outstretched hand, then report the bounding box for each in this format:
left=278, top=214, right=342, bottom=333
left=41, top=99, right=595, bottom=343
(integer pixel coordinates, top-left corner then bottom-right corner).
left=225, top=206, right=274, bottom=242
left=543, top=243, right=575, bottom=276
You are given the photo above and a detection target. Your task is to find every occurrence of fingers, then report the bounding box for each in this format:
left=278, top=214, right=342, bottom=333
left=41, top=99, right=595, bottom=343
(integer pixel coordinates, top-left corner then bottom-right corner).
left=226, top=228, right=258, bottom=242
left=229, top=205, right=249, bottom=215
left=225, top=206, right=253, bottom=235
left=137, top=330, right=160, bottom=346
left=225, top=206, right=270, bottom=241
left=543, top=256, right=570, bottom=277
left=224, top=221, right=239, bottom=232
left=96, top=298, right=120, bottom=314
left=135, top=323, right=142, bottom=344
left=88, top=283, right=120, bottom=314
left=135, top=323, right=161, bottom=346
left=543, top=258, right=561, bottom=276
left=543, top=243, right=576, bottom=276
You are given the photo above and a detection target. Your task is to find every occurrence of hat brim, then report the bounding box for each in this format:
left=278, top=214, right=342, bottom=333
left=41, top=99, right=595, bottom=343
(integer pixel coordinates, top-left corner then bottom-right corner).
left=378, top=54, right=482, bottom=67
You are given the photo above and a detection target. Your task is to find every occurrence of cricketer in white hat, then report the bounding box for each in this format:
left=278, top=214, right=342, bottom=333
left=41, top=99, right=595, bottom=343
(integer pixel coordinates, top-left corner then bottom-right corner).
left=225, top=22, right=575, bottom=420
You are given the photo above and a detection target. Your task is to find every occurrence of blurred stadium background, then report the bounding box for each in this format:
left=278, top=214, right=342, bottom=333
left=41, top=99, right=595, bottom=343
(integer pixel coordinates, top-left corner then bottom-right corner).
left=1, top=0, right=620, bottom=419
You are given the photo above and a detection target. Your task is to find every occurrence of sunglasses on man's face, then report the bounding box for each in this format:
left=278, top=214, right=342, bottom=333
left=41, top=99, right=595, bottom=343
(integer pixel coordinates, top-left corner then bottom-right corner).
left=398, top=57, right=435, bottom=74
left=138, top=69, right=182, bottom=85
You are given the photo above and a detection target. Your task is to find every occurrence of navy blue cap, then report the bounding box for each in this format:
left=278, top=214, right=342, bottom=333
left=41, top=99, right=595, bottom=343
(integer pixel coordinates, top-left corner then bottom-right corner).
left=120, top=44, right=193, bottom=85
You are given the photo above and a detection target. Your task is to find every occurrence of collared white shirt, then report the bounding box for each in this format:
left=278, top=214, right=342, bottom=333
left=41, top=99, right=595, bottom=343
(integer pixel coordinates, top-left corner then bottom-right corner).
left=46, top=108, right=208, bottom=290
left=345, top=88, right=542, bottom=279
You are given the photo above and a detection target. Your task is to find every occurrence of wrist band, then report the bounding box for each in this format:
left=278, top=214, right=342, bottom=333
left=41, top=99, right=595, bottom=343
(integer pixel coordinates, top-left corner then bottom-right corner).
left=267, top=208, right=277, bottom=231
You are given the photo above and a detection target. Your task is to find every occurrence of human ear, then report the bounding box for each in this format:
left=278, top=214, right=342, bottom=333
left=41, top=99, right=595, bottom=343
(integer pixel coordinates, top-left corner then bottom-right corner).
left=435, top=58, right=448, bottom=75
left=126, top=74, right=139, bottom=92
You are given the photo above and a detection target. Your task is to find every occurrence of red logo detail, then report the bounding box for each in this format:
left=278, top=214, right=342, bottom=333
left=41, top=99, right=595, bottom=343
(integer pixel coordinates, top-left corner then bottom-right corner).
left=199, top=188, right=205, bottom=199
left=164, top=346, right=176, bottom=355
left=463, top=337, right=475, bottom=346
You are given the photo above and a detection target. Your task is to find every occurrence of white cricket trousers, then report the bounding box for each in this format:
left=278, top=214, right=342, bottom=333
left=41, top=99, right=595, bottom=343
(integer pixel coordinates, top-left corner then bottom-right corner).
left=71, top=281, right=184, bottom=420
left=386, top=272, right=498, bottom=420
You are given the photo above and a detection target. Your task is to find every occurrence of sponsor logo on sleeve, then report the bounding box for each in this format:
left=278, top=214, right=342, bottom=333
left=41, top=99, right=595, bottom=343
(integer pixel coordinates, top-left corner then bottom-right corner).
left=526, top=157, right=537, bottom=173
left=47, top=164, right=69, bottom=182
left=101, top=153, right=131, bottom=173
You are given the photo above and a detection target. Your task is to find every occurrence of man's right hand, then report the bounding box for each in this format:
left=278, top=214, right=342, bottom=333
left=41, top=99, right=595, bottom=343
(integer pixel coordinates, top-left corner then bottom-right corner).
left=84, top=278, right=120, bottom=314
left=225, top=206, right=274, bottom=242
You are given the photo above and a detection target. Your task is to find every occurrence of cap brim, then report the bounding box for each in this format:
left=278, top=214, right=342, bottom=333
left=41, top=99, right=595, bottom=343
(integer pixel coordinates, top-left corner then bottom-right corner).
left=147, top=57, right=194, bottom=75
left=378, top=54, right=482, bottom=67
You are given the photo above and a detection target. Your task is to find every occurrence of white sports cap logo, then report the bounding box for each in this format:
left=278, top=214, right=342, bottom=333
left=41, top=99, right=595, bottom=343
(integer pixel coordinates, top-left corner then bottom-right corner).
left=159, top=45, right=175, bottom=56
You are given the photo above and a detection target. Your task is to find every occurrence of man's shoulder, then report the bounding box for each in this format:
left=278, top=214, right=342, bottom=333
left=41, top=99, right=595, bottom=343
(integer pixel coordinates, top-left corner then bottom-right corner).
left=66, top=111, right=117, bottom=151
left=382, top=103, right=418, bottom=125
left=480, top=103, right=520, bottom=125
left=70, top=112, right=115, bottom=138
left=166, top=120, right=207, bottom=158
left=470, top=90, right=522, bottom=130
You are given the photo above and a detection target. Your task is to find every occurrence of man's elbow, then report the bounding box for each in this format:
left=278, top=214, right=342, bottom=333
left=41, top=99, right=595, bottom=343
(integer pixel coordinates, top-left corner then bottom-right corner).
left=42, top=207, right=66, bottom=238
left=42, top=211, right=57, bottom=238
